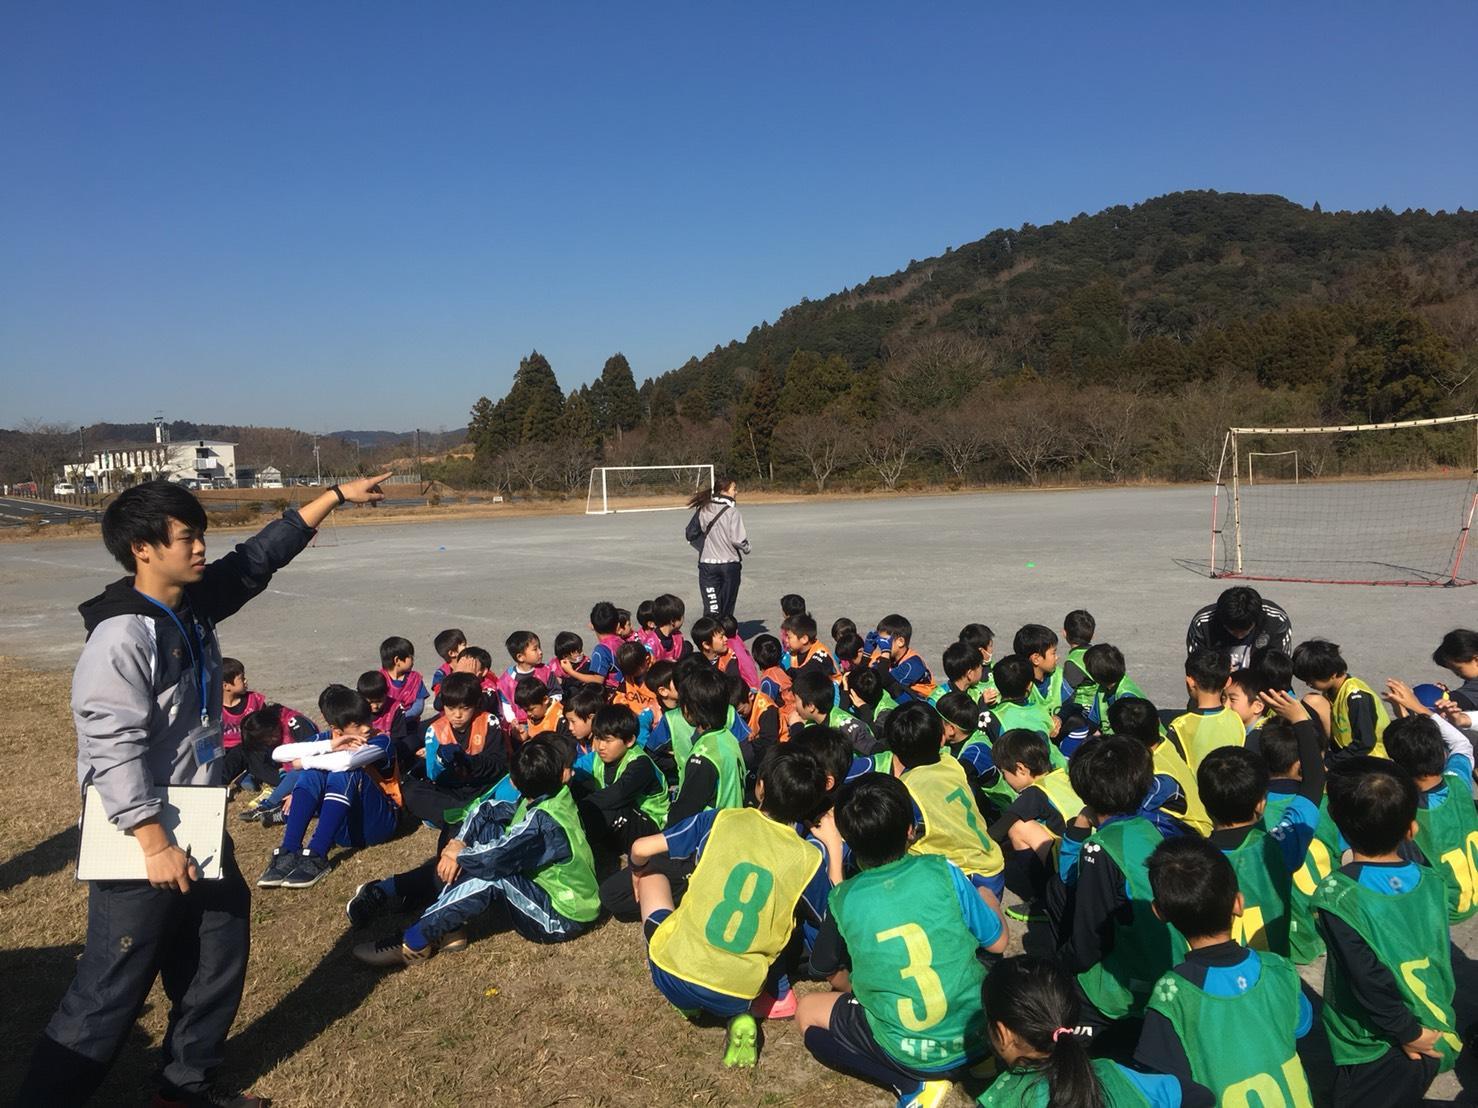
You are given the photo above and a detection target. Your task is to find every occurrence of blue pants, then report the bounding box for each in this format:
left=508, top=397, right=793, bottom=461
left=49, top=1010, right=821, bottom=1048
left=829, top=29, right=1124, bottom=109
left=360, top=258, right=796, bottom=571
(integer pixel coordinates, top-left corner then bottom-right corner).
left=412, top=871, right=585, bottom=946
left=280, top=767, right=398, bottom=856
left=970, top=871, right=1006, bottom=900
left=257, top=768, right=302, bottom=811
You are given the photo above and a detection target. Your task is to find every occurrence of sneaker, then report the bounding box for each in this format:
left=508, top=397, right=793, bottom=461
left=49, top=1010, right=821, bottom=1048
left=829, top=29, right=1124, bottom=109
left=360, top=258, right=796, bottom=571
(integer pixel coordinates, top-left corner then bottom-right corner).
left=722, top=1012, right=758, bottom=1067
left=750, top=990, right=797, bottom=1020
left=438, top=928, right=469, bottom=954
left=281, top=850, right=331, bottom=889
left=345, top=881, right=401, bottom=928
left=1005, top=901, right=1047, bottom=923
left=237, top=807, right=263, bottom=823
left=353, top=934, right=433, bottom=968
left=256, top=848, right=298, bottom=888
left=150, top=1087, right=271, bottom=1107
left=259, top=807, right=286, bottom=828
left=897, top=1079, right=952, bottom=1108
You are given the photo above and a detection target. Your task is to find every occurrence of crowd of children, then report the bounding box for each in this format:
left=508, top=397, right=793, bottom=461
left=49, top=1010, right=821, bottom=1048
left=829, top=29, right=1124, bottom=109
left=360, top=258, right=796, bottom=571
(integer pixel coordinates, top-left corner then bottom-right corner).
left=221, top=597, right=1478, bottom=1108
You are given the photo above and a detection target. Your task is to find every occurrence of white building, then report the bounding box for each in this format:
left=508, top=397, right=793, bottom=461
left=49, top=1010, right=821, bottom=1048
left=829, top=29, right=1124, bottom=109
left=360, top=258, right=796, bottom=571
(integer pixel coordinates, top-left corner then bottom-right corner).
left=78, top=438, right=239, bottom=492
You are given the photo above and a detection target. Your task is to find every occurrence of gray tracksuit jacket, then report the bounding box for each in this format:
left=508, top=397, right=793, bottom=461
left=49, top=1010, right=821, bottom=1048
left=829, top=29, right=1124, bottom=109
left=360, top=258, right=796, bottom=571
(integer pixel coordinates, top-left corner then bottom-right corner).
left=695, top=496, right=751, bottom=564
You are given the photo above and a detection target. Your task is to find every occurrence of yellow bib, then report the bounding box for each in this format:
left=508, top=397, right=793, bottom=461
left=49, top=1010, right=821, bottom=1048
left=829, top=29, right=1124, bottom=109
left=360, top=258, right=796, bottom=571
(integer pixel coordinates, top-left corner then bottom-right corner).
left=1171, top=706, right=1247, bottom=771
left=1152, top=740, right=1212, bottom=836
left=1036, top=768, right=1083, bottom=824
left=902, top=758, right=1004, bottom=879
left=1332, top=676, right=1389, bottom=758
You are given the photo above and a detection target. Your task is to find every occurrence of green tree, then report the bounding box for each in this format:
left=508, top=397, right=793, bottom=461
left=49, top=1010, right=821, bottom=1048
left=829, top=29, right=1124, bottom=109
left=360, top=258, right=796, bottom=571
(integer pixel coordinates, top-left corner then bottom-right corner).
left=777, top=350, right=852, bottom=419
left=730, top=356, right=781, bottom=480
left=1335, top=310, right=1453, bottom=422
left=599, top=353, right=642, bottom=433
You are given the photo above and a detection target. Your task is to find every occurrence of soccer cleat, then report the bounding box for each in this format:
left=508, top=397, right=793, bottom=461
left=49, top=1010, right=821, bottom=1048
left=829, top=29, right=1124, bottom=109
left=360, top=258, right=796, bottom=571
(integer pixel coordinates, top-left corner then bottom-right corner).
left=345, top=881, right=400, bottom=928
left=237, top=807, right=263, bottom=823
left=255, top=848, right=298, bottom=888
left=149, top=1087, right=271, bottom=1107
left=1005, top=900, right=1047, bottom=923
left=897, top=1079, right=953, bottom=1108
left=722, top=1012, right=758, bottom=1067
left=259, top=807, right=286, bottom=827
left=281, top=850, right=331, bottom=888
left=353, top=935, right=433, bottom=968
left=750, top=990, right=797, bottom=1020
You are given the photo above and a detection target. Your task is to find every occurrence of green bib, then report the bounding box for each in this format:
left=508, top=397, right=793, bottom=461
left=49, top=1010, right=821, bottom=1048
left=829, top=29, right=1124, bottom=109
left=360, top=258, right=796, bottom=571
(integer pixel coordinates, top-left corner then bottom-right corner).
left=1024, top=668, right=1064, bottom=714
left=592, top=744, right=670, bottom=829
left=1224, top=826, right=1294, bottom=956
left=955, top=733, right=1019, bottom=813
left=1147, top=951, right=1312, bottom=1106
left=1415, top=773, right=1478, bottom=923
left=1312, top=866, right=1462, bottom=1069
left=666, top=712, right=698, bottom=790
left=991, top=700, right=1058, bottom=752
left=690, top=726, right=745, bottom=812
left=1066, top=646, right=1098, bottom=707
left=511, top=787, right=600, bottom=923
left=979, top=1059, right=1152, bottom=1107
left=1269, top=795, right=1339, bottom=964
left=1330, top=676, right=1389, bottom=757
left=830, top=854, right=987, bottom=1071
left=1091, top=676, right=1147, bottom=735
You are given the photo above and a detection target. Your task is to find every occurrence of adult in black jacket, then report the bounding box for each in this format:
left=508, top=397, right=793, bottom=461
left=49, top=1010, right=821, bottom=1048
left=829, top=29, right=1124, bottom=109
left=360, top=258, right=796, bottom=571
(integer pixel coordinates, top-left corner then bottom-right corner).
left=1185, top=586, right=1292, bottom=671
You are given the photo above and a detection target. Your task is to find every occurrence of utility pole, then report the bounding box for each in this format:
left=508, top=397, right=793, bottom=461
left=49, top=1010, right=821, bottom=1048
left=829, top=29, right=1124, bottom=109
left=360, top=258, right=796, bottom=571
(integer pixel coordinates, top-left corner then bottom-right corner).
left=313, top=437, right=322, bottom=485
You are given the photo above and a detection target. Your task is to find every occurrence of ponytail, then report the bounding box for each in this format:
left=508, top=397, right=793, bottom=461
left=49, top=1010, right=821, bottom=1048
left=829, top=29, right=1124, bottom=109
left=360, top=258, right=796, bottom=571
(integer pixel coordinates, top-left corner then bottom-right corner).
left=983, top=957, right=1104, bottom=1108
left=686, top=473, right=737, bottom=512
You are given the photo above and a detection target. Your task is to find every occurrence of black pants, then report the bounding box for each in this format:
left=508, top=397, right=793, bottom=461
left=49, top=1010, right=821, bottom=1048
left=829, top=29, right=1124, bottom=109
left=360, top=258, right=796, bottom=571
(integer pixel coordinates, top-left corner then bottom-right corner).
left=698, top=560, right=741, bottom=618
left=1333, top=1047, right=1441, bottom=1107
left=18, top=837, right=252, bottom=1105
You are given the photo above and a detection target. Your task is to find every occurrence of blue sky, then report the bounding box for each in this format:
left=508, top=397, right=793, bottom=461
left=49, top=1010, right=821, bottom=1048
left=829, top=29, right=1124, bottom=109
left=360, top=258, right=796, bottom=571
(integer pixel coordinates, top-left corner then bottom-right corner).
left=2, top=2, right=1475, bottom=432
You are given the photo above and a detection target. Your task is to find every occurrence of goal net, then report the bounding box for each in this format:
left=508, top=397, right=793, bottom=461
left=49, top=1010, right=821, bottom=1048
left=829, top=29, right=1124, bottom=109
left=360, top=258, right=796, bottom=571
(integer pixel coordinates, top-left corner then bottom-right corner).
left=1211, top=414, right=1478, bottom=586
left=585, top=464, right=715, bottom=515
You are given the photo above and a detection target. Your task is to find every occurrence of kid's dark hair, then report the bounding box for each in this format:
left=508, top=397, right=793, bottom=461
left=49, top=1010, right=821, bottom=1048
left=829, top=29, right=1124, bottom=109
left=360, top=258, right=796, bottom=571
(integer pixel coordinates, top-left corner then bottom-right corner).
left=831, top=616, right=857, bottom=642
left=781, top=611, right=818, bottom=641
left=1433, top=629, right=1478, bottom=668
left=876, top=614, right=913, bottom=644
left=219, top=660, right=245, bottom=689
left=690, top=616, right=723, bottom=648
left=1106, top=697, right=1160, bottom=748
left=849, top=667, right=883, bottom=706
left=788, top=724, right=852, bottom=791
left=718, top=614, right=741, bottom=640
left=1149, top=836, right=1239, bottom=940
left=991, top=654, right=1032, bottom=701
left=834, top=632, right=864, bottom=663
left=1068, top=735, right=1151, bottom=817
left=1215, top=586, right=1263, bottom=632
left=461, top=646, right=492, bottom=671
left=1259, top=718, right=1302, bottom=775
left=983, top=957, right=1102, bottom=1108
left=1384, top=715, right=1448, bottom=779
left=319, top=684, right=374, bottom=729
left=615, top=640, right=650, bottom=677
left=751, top=634, right=783, bottom=669
left=513, top=674, right=551, bottom=710
left=886, top=701, right=944, bottom=768
left=1063, top=609, right=1096, bottom=646
left=1013, top=623, right=1058, bottom=661
left=356, top=669, right=388, bottom=701
left=652, top=592, right=685, bottom=627
left=241, top=704, right=285, bottom=750
left=510, top=736, right=565, bottom=797
left=592, top=703, right=639, bottom=744
left=792, top=667, right=835, bottom=713
left=780, top=593, right=808, bottom=618
left=994, top=728, right=1053, bottom=777
left=590, top=601, right=620, bottom=635
left=636, top=599, right=656, bottom=629
left=1291, top=639, right=1347, bottom=685
left=1250, top=647, right=1294, bottom=697
left=101, top=480, right=209, bottom=572
left=614, top=607, right=632, bottom=628
left=1082, top=643, right=1125, bottom=690
left=1326, top=757, right=1418, bottom=856
left=1227, top=668, right=1263, bottom=702
left=564, top=685, right=606, bottom=720
left=440, top=671, right=484, bottom=711
left=505, top=630, right=539, bottom=660
left=679, top=664, right=730, bottom=731
left=934, top=690, right=979, bottom=735
left=756, top=745, right=828, bottom=824
left=554, top=631, right=584, bottom=658
left=1197, top=746, right=1268, bottom=825
left=724, top=671, right=749, bottom=709
left=379, top=636, right=415, bottom=668
left=958, top=623, right=994, bottom=654
left=646, top=659, right=678, bottom=690
left=835, top=774, right=914, bottom=869
left=1185, top=647, right=1231, bottom=693
left=943, top=641, right=982, bottom=683
left=433, top=628, right=466, bottom=661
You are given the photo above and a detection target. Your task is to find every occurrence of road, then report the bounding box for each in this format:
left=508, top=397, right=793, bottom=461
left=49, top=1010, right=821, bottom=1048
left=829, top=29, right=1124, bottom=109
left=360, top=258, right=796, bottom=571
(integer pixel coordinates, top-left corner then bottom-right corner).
left=0, top=496, right=100, bottom=527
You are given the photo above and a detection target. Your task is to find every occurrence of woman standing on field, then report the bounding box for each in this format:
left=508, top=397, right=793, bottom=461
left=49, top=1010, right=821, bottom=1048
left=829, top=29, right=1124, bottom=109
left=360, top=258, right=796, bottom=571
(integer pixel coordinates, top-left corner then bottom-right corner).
left=687, top=475, right=750, bottom=618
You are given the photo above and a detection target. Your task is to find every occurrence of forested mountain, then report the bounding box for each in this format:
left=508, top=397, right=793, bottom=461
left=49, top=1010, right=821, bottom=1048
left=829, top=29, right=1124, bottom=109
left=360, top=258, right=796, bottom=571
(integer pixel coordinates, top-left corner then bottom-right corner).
left=459, top=191, right=1478, bottom=491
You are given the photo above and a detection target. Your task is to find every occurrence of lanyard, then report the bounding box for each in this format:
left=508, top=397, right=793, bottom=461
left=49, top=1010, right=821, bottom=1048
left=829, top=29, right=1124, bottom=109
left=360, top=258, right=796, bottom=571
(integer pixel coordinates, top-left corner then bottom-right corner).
left=136, top=590, right=213, bottom=726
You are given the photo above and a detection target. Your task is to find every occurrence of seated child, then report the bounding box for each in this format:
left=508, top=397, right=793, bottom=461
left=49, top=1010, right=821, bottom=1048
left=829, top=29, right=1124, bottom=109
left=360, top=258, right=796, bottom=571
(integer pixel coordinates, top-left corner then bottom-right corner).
left=665, top=664, right=749, bottom=826
left=936, top=690, right=1015, bottom=814
left=831, top=616, right=857, bottom=653
left=400, top=671, right=507, bottom=829
left=799, top=773, right=1007, bottom=1102
left=257, top=684, right=401, bottom=890
left=692, top=616, right=743, bottom=684
left=633, top=745, right=829, bottom=1067
left=1291, top=639, right=1389, bottom=764
left=1166, top=648, right=1241, bottom=769
left=357, top=670, right=409, bottom=745
left=588, top=601, right=627, bottom=687
left=1136, top=835, right=1311, bottom=1105
left=981, top=956, right=1186, bottom=1108
left=984, top=655, right=1058, bottom=744
left=940, top=641, right=990, bottom=703
left=1062, top=609, right=1098, bottom=708
left=1223, top=668, right=1269, bottom=746
left=379, top=635, right=427, bottom=724
left=1012, top=624, right=1075, bottom=714
left=498, top=630, right=558, bottom=720
left=783, top=612, right=837, bottom=677
left=652, top=592, right=690, bottom=662
left=1312, top=758, right=1463, bottom=1104
left=845, top=667, right=887, bottom=730
left=555, top=630, right=601, bottom=698
left=958, top=622, right=997, bottom=695
left=429, top=627, right=467, bottom=694
left=721, top=614, right=760, bottom=689
left=781, top=591, right=808, bottom=625
left=1081, top=643, right=1146, bottom=734
left=740, top=680, right=783, bottom=771
left=989, top=728, right=1082, bottom=914
left=451, top=646, right=501, bottom=717
left=220, top=657, right=266, bottom=750
left=834, top=632, right=865, bottom=677
left=866, top=614, right=937, bottom=704
left=578, top=704, right=669, bottom=855
left=635, top=598, right=662, bottom=656
left=514, top=675, right=565, bottom=743
left=1432, top=629, right=1478, bottom=710
left=612, top=640, right=663, bottom=724
left=355, top=736, right=600, bottom=966
left=1254, top=647, right=1330, bottom=738
left=231, top=703, right=318, bottom=824
left=1106, top=696, right=1211, bottom=836
left=752, top=633, right=795, bottom=720
left=792, top=667, right=877, bottom=754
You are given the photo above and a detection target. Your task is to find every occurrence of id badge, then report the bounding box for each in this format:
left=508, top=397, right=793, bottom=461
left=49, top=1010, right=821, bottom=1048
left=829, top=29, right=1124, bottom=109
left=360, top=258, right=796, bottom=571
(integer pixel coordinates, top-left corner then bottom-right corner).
left=189, top=721, right=224, bottom=766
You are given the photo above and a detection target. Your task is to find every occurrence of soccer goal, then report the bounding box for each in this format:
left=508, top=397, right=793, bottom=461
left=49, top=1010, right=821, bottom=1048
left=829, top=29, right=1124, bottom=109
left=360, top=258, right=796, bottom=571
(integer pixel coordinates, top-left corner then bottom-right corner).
left=585, top=464, right=715, bottom=515
left=1211, top=414, right=1478, bottom=586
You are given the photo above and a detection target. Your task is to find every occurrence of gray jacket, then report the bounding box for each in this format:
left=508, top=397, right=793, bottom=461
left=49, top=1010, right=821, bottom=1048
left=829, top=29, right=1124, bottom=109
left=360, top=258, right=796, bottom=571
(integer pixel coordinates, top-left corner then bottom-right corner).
left=696, top=495, right=751, bottom=564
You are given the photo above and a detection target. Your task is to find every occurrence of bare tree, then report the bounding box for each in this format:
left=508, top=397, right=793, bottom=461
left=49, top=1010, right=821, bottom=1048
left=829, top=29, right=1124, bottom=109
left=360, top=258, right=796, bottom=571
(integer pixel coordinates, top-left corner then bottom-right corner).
left=14, top=420, right=75, bottom=492
left=887, top=335, right=993, bottom=410
left=546, top=439, right=596, bottom=495
left=1079, top=382, right=1152, bottom=481
left=774, top=410, right=857, bottom=492
left=926, top=403, right=990, bottom=481
left=986, top=398, right=1064, bottom=486
left=860, top=418, right=916, bottom=490
left=500, top=446, right=553, bottom=493
left=1169, top=370, right=1251, bottom=481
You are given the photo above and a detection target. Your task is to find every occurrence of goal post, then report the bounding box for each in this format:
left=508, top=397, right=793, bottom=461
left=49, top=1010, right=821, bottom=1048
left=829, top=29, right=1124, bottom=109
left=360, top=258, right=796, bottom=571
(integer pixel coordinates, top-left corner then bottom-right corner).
left=585, top=464, right=715, bottom=515
left=1211, top=413, right=1478, bottom=586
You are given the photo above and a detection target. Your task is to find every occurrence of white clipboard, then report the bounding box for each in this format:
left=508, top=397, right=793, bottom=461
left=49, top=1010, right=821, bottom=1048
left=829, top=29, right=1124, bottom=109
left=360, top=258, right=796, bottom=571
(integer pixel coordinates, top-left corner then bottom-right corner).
left=77, top=785, right=228, bottom=881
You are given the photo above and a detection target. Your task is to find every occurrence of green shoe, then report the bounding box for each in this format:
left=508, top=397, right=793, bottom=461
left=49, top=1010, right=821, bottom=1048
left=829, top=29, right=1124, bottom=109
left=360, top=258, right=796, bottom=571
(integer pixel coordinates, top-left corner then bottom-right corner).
left=1005, top=901, right=1046, bottom=923
left=722, top=1012, right=758, bottom=1067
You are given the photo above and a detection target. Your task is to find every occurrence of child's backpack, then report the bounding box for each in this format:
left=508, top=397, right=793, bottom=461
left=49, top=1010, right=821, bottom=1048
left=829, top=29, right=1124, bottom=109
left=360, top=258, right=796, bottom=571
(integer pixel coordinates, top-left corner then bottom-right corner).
left=684, top=501, right=730, bottom=552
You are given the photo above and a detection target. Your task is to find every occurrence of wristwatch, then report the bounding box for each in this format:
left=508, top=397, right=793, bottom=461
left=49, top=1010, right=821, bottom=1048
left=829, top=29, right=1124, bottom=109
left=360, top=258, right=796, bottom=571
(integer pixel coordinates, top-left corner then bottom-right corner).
left=329, top=484, right=345, bottom=505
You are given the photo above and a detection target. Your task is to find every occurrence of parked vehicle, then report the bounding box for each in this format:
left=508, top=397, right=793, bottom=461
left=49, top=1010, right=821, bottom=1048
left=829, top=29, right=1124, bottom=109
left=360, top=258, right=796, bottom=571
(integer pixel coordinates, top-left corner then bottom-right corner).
left=53, top=482, right=76, bottom=496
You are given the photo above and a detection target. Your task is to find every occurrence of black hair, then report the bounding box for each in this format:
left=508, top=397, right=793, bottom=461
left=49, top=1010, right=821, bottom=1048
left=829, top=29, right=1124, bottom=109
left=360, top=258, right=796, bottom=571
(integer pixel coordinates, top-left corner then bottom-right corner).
left=1185, top=647, right=1231, bottom=693
left=1068, top=735, right=1151, bottom=817
left=319, top=684, right=373, bottom=729
left=356, top=669, right=388, bottom=701
left=994, top=728, right=1053, bottom=776
left=958, top=622, right=994, bottom=654
left=1106, top=697, right=1160, bottom=748
left=834, top=632, right=865, bottom=664
left=510, top=736, right=565, bottom=797
left=1226, top=668, right=1263, bottom=702
left=788, top=724, right=852, bottom=791
left=461, top=646, right=492, bottom=671
left=1082, top=643, right=1124, bottom=690
left=780, top=593, right=808, bottom=617
left=686, top=472, right=739, bottom=510
left=554, top=631, right=584, bottom=659
left=564, top=685, right=606, bottom=720
left=615, top=640, right=650, bottom=677
left=943, top=642, right=982, bottom=683
left=505, top=630, right=539, bottom=660
left=1013, top=623, right=1058, bottom=661
left=1326, top=757, right=1418, bottom=856
left=831, top=616, right=857, bottom=642
left=1063, top=609, right=1096, bottom=647
left=590, top=601, right=619, bottom=635
left=781, top=612, right=818, bottom=641
left=241, top=704, right=285, bottom=750
left=1259, top=718, right=1301, bottom=776
left=1197, top=746, right=1268, bottom=825
left=101, top=480, right=209, bottom=572
left=592, top=703, right=639, bottom=744
left=1291, top=639, right=1346, bottom=685
left=221, top=657, right=245, bottom=684
left=433, top=628, right=467, bottom=661
left=718, top=613, right=741, bottom=639
left=1384, top=715, right=1448, bottom=779
left=877, top=613, right=913, bottom=644
left=1148, top=836, right=1239, bottom=940
left=724, top=670, right=749, bottom=709
left=691, top=616, right=723, bottom=648
left=935, top=690, right=980, bottom=735
left=983, top=957, right=1103, bottom=1108
left=513, top=674, right=551, bottom=710
left=1215, top=586, right=1263, bottom=633
left=646, top=659, right=677, bottom=691
left=992, top=654, right=1032, bottom=701
left=679, top=664, right=730, bottom=731
left=440, top=671, right=484, bottom=711
left=887, top=701, right=945, bottom=768
left=637, top=599, right=656, bottom=629
left=1433, top=628, right=1478, bottom=668
left=379, top=636, right=415, bottom=668
left=751, top=634, right=783, bottom=669
left=849, top=667, right=883, bottom=706
left=614, top=607, right=632, bottom=628
left=653, top=592, right=685, bottom=627
left=1250, top=647, right=1293, bottom=697
left=793, top=667, right=836, bottom=713
left=756, top=745, right=828, bottom=823
left=835, top=774, right=914, bottom=869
